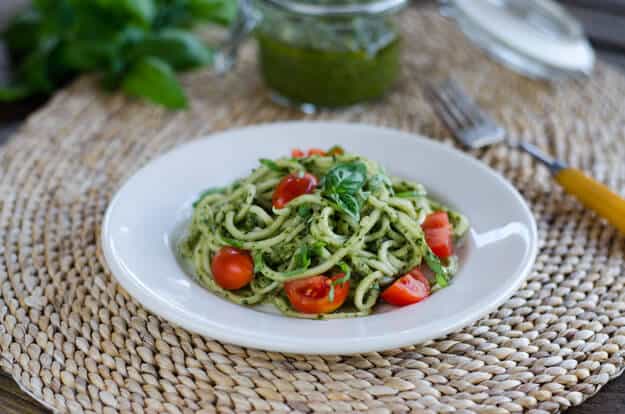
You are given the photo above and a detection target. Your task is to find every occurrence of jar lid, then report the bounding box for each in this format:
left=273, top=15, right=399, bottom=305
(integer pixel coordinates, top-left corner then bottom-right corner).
left=262, top=0, right=408, bottom=16
left=442, top=0, right=595, bottom=79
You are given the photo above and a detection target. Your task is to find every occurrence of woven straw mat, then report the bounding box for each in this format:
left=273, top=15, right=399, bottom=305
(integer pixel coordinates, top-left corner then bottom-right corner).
left=2, top=6, right=625, bottom=414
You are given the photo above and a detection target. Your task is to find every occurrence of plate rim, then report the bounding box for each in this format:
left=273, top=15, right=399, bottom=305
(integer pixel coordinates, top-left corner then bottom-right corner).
left=101, top=121, right=538, bottom=354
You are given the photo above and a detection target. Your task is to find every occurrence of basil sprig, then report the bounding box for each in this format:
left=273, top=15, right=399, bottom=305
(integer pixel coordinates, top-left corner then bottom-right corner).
left=320, top=161, right=367, bottom=222
left=1, top=0, right=236, bottom=109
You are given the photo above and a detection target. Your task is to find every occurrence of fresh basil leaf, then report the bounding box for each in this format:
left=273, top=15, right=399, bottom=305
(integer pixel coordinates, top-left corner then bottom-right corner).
left=96, top=0, right=155, bottom=24
left=434, top=272, right=449, bottom=288
left=260, top=158, right=284, bottom=173
left=189, top=0, right=238, bottom=25
left=332, top=193, right=361, bottom=222
left=130, top=29, right=213, bottom=70
left=322, top=161, right=367, bottom=195
left=311, top=240, right=326, bottom=255
left=222, top=237, right=243, bottom=249
left=17, top=39, right=60, bottom=93
left=61, top=39, right=119, bottom=71
left=334, top=262, right=351, bottom=285
left=294, top=245, right=311, bottom=270
left=322, top=161, right=367, bottom=221
left=193, top=187, right=224, bottom=207
left=424, top=248, right=445, bottom=276
left=297, top=204, right=312, bottom=219
left=122, top=0, right=156, bottom=24
left=122, top=57, right=187, bottom=109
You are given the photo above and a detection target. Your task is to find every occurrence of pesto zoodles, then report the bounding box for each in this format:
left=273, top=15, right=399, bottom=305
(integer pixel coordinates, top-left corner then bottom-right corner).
left=180, top=147, right=469, bottom=319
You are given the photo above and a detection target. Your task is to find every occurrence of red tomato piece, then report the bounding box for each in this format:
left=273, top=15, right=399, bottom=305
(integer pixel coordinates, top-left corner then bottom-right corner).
left=307, top=148, right=326, bottom=156
left=284, top=274, right=349, bottom=314
left=422, top=211, right=453, bottom=259
left=381, top=268, right=431, bottom=306
left=211, top=247, right=254, bottom=290
left=422, top=211, right=450, bottom=230
left=272, top=173, right=318, bottom=208
left=291, top=148, right=305, bottom=158
left=424, top=227, right=453, bottom=258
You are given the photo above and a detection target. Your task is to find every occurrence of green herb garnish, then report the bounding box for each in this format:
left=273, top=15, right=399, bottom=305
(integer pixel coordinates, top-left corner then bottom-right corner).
left=259, top=158, right=285, bottom=173
left=222, top=237, right=244, bottom=249
left=424, top=249, right=449, bottom=289
left=297, top=204, right=312, bottom=219
left=328, top=262, right=351, bottom=302
left=321, top=161, right=368, bottom=222
left=1, top=0, right=236, bottom=109
left=294, top=244, right=311, bottom=271
left=434, top=272, right=449, bottom=288
left=310, top=240, right=326, bottom=256
left=252, top=251, right=264, bottom=272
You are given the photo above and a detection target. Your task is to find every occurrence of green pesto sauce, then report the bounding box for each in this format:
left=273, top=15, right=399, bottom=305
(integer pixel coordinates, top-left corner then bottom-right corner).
left=257, top=33, right=401, bottom=107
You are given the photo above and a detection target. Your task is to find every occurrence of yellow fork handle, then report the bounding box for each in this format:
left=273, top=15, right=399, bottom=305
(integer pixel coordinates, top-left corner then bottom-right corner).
left=554, top=168, right=625, bottom=234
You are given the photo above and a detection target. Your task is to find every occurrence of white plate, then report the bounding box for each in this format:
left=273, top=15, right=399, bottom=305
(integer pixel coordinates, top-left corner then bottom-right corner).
left=102, top=122, right=537, bottom=355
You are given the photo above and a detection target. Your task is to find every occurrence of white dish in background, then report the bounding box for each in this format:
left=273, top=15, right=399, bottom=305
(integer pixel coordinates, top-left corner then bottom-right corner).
left=101, top=122, right=538, bottom=354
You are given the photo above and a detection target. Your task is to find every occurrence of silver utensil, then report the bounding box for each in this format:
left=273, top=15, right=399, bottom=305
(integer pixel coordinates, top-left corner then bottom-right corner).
left=427, top=78, right=625, bottom=234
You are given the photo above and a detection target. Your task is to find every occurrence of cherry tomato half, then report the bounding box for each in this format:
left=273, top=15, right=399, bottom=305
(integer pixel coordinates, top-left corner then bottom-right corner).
left=422, top=211, right=453, bottom=258
left=272, top=173, right=318, bottom=209
left=211, top=247, right=254, bottom=290
left=284, top=274, right=350, bottom=314
left=381, top=268, right=431, bottom=306
left=307, top=148, right=326, bottom=156
left=291, top=148, right=305, bottom=158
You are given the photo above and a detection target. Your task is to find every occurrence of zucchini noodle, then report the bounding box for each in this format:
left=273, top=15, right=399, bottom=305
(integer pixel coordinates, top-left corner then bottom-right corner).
left=180, top=150, right=469, bottom=318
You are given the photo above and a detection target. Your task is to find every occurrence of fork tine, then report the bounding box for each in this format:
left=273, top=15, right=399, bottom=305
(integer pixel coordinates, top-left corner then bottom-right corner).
left=441, top=79, right=489, bottom=125
left=427, top=84, right=470, bottom=130
left=427, top=79, right=506, bottom=148
left=430, top=98, right=463, bottom=134
left=432, top=86, right=474, bottom=127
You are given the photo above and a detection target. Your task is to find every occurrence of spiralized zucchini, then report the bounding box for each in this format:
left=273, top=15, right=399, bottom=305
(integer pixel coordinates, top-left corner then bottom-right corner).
left=180, top=150, right=469, bottom=319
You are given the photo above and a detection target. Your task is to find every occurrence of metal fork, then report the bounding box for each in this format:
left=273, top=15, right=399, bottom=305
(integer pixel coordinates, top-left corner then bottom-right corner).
left=427, top=78, right=625, bottom=234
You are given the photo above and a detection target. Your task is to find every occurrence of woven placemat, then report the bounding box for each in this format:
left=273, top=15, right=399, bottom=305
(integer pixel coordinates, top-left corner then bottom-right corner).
left=2, top=6, right=625, bottom=413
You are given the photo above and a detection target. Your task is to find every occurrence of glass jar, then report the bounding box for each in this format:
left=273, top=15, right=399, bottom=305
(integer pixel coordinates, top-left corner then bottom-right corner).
left=220, top=0, right=408, bottom=110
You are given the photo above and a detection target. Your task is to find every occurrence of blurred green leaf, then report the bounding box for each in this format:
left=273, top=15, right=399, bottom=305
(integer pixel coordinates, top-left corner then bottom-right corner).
left=189, top=0, right=238, bottom=25
left=130, top=29, right=212, bottom=70
left=3, top=10, right=43, bottom=60
left=0, top=85, right=32, bottom=102
left=1, top=0, right=224, bottom=108
left=123, top=0, right=156, bottom=23
left=94, top=0, right=156, bottom=24
left=17, top=38, right=60, bottom=93
left=122, top=57, right=187, bottom=108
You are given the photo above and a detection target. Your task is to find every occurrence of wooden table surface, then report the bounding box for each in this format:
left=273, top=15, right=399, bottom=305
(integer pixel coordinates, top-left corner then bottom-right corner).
left=2, top=1, right=625, bottom=413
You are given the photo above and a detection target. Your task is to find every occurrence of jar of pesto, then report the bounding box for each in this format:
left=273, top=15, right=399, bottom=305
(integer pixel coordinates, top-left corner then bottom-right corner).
left=219, top=0, right=407, bottom=110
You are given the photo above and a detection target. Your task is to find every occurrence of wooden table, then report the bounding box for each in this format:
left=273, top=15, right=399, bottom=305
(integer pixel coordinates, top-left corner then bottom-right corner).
left=2, top=1, right=625, bottom=413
